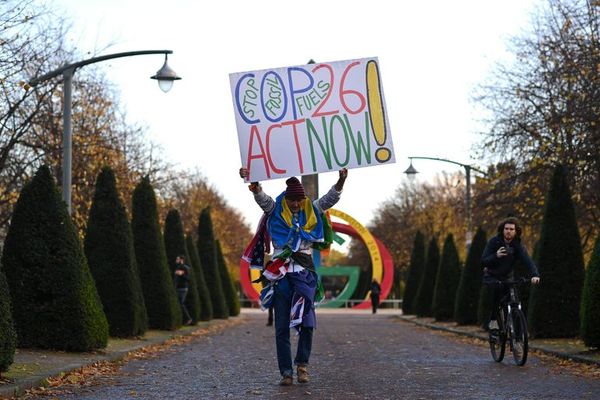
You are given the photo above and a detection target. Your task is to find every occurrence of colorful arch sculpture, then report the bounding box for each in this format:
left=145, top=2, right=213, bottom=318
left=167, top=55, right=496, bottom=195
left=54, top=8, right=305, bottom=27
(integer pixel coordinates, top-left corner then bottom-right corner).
left=239, top=209, right=394, bottom=309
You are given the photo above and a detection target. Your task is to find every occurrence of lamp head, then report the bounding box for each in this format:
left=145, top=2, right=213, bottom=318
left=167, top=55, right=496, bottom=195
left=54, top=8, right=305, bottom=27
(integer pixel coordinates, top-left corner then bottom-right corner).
left=151, top=54, right=181, bottom=92
left=403, top=160, right=418, bottom=181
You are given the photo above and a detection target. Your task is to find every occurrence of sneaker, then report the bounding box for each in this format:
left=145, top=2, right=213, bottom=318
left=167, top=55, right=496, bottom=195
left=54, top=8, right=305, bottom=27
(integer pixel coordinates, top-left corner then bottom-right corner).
left=297, top=366, right=309, bottom=383
left=488, top=320, right=499, bottom=330
left=279, top=375, right=293, bottom=386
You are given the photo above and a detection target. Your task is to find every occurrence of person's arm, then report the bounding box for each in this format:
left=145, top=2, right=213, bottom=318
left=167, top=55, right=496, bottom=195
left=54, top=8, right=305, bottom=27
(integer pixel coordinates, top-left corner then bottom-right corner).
left=239, top=167, right=275, bottom=214
left=481, top=238, right=500, bottom=269
left=316, top=168, right=348, bottom=212
left=516, top=244, right=540, bottom=283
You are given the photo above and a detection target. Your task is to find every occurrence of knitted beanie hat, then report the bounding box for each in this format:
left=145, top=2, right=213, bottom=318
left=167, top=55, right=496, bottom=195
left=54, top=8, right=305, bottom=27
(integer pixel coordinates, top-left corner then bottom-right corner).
left=285, top=177, right=306, bottom=200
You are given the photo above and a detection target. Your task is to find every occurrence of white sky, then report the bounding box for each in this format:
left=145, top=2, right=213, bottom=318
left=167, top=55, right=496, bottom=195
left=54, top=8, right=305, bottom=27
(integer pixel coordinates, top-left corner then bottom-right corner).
left=50, top=0, right=537, bottom=228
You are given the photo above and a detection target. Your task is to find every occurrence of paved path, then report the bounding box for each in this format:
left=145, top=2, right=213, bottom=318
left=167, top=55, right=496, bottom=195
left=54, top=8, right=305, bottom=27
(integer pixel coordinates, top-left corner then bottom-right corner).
left=27, top=309, right=600, bottom=399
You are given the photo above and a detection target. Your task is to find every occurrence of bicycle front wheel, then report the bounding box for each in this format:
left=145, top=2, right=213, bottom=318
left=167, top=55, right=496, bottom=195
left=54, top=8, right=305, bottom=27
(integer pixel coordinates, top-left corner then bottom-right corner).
left=510, top=309, right=528, bottom=366
left=489, top=309, right=506, bottom=362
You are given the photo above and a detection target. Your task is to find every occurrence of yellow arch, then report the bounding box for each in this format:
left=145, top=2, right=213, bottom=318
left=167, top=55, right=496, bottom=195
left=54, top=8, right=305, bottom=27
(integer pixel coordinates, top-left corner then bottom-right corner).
left=329, top=208, right=383, bottom=300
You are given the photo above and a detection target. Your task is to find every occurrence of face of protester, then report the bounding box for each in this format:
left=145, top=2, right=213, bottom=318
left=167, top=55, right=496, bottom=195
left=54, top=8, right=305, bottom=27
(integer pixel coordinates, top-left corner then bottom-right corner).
left=285, top=197, right=305, bottom=213
left=503, top=223, right=517, bottom=243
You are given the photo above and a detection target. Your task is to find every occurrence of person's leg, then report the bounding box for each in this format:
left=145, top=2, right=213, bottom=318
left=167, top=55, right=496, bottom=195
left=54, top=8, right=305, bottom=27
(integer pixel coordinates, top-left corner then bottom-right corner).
left=294, top=327, right=313, bottom=365
left=295, top=327, right=313, bottom=383
left=267, top=305, right=274, bottom=326
left=177, top=288, right=191, bottom=323
left=274, top=279, right=293, bottom=379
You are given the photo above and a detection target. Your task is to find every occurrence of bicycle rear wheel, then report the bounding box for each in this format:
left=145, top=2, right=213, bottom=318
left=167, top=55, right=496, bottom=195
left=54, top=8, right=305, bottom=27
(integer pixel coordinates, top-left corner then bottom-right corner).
left=489, top=308, right=506, bottom=362
left=510, top=309, right=528, bottom=366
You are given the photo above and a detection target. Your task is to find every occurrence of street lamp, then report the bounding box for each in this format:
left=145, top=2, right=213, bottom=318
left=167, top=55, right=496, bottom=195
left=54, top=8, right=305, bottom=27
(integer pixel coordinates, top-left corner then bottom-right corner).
left=403, top=156, right=487, bottom=248
left=28, top=50, right=181, bottom=214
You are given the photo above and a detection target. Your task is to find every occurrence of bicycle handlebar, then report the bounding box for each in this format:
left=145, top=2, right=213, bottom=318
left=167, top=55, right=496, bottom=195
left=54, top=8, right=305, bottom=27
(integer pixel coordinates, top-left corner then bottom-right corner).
left=491, top=277, right=530, bottom=285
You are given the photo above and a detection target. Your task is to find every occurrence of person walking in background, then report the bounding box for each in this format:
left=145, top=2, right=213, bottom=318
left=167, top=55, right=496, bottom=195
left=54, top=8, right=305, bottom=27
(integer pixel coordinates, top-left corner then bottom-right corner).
left=174, top=255, right=192, bottom=325
left=370, top=279, right=381, bottom=314
left=240, top=167, right=347, bottom=386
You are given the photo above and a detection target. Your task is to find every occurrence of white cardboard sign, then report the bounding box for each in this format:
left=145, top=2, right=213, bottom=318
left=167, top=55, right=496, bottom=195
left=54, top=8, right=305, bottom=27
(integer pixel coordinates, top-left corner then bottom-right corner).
left=229, top=57, right=395, bottom=182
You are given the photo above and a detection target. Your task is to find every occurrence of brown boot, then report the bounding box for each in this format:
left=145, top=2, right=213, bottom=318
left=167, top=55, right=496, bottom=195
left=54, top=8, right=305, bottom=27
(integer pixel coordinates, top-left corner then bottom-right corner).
left=297, top=366, right=309, bottom=383
left=279, top=375, right=293, bottom=386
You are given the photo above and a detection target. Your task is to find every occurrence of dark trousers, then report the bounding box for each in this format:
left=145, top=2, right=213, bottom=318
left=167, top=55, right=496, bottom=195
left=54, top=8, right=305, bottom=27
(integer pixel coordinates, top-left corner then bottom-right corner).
left=488, top=283, right=509, bottom=322
left=371, top=294, right=380, bottom=314
left=274, top=280, right=313, bottom=378
left=177, top=288, right=191, bottom=323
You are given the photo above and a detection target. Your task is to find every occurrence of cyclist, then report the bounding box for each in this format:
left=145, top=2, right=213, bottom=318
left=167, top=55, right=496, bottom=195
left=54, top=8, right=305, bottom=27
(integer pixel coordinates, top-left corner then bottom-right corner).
left=481, top=217, right=540, bottom=331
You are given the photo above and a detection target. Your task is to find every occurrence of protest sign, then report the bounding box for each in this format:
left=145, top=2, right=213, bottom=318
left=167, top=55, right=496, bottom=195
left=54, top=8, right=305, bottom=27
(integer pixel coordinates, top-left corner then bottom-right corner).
left=230, top=57, right=395, bottom=182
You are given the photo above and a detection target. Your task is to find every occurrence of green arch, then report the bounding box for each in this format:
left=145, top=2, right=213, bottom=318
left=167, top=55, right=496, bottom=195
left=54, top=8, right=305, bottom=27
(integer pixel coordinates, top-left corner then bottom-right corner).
left=317, top=266, right=360, bottom=308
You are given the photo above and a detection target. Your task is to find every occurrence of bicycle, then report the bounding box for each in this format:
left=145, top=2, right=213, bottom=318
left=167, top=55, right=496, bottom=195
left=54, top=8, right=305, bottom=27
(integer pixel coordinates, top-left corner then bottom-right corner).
left=488, top=277, right=529, bottom=366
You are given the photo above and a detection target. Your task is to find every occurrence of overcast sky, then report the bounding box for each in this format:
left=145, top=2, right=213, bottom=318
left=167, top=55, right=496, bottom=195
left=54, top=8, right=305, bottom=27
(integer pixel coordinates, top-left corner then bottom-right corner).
left=50, top=0, right=537, bottom=229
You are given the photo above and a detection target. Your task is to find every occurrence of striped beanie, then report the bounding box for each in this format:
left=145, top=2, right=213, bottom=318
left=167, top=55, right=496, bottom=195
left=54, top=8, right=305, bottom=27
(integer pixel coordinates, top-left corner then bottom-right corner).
left=285, top=177, right=306, bottom=200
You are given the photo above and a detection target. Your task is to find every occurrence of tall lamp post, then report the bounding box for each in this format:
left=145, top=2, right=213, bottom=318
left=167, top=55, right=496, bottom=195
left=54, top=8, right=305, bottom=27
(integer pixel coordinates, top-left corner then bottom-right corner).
left=28, top=50, right=181, bottom=214
left=403, top=156, right=487, bottom=248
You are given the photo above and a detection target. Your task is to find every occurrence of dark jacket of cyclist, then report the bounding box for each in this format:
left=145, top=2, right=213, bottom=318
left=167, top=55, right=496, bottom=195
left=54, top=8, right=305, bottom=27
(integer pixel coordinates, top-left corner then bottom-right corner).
left=481, top=235, right=539, bottom=282
left=481, top=217, right=540, bottom=327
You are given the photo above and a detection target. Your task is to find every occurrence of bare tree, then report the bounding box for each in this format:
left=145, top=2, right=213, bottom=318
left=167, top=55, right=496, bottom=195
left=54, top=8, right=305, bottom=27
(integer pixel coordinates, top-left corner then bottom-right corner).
left=474, top=0, right=599, bottom=256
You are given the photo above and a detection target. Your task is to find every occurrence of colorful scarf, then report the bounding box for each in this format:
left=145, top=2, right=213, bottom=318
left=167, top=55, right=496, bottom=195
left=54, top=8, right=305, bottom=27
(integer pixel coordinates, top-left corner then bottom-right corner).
left=268, top=192, right=324, bottom=251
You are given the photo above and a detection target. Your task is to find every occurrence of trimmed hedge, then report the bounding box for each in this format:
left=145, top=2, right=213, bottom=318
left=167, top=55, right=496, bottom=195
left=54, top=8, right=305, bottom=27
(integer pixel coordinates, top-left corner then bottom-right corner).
left=84, top=167, right=148, bottom=337
left=0, top=267, right=16, bottom=372
left=1, top=166, right=108, bottom=351
left=414, top=238, right=440, bottom=317
left=454, top=228, right=487, bottom=325
left=164, top=209, right=201, bottom=324
left=528, top=165, right=585, bottom=338
left=581, top=234, right=600, bottom=347
left=402, top=231, right=426, bottom=315
left=197, top=207, right=229, bottom=319
left=216, top=240, right=240, bottom=316
left=132, top=177, right=182, bottom=330
left=186, top=235, right=213, bottom=321
left=432, top=234, right=461, bottom=321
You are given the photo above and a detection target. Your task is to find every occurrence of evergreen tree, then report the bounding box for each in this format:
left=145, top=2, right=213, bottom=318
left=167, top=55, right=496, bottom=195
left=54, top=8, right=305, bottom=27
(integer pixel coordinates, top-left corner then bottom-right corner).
left=528, top=165, right=585, bottom=338
left=402, top=231, right=426, bottom=315
left=84, top=167, right=148, bottom=337
left=414, top=238, right=440, bottom=317
left=432, top=234, right=461, bottom=321
left=197, top=207, right=229, bottom=319
left=581, top=234, right=600, bottom=347
left=186, top=235, right=213, bottom=321
left=477, top=282, right=492, bottom=330
left=164, top=209, right=201, bottom=324
left=454, top=228, right=487, bottom=325
left=1, top=166, right=108, bottom=350
left=132, top=177, right=181, bottom=330
left=0, top=267, right=16, bottom=373
left=216, top=239, right=240, bottom=316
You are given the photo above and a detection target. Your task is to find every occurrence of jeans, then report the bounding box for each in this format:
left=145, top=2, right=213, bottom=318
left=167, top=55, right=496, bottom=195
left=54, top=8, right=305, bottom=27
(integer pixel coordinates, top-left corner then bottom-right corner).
left=274, top=276, right=313, bottom=377
left=177, top=288, right=191, bottom=322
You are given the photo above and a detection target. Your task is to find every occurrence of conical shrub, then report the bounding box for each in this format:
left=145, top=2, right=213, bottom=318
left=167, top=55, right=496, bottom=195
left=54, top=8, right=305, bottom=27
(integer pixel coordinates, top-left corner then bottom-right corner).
left=528, top=165, right=585, bottom=338
left=432, top=234, right=461, bottom=321
left=402, top=231, right=426, bottom=315
left=197, top=207, right=228, bottom=319
left=477, top=282, right=492, bottom=329
left=164, top=209, right=201, bottom=324
left=84, top=167, right=148, bottom=337
left=454, top=228, right=487, bottom=325
left=186, top=235, right=213, bottom=321
left=1, top=166, right=108, bottom=350
left=132, top=177, right=181, bottom=330
left=0, top=267, right=16, bottom=373
left=216, top=240, right=240, bottom=316
left=414, top=238, right=440, bottom=317
left=581, top=234, right=600, bottom=347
